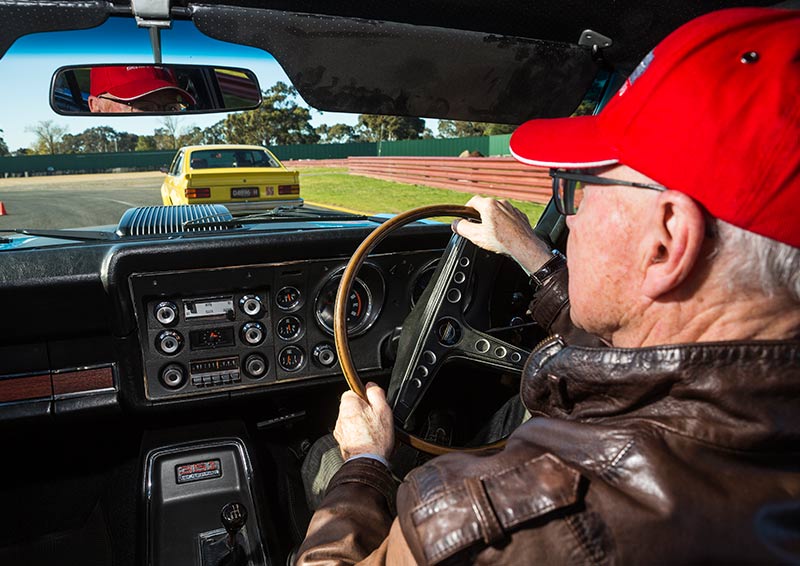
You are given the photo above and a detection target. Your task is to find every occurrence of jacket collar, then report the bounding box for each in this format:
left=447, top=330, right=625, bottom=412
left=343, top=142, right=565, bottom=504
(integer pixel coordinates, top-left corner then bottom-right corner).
left=521, top=336, right=800, bottom=450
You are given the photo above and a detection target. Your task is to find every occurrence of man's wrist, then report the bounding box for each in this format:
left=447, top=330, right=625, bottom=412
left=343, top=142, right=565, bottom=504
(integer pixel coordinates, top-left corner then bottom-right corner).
left=345, top=452, right=391, bottom=470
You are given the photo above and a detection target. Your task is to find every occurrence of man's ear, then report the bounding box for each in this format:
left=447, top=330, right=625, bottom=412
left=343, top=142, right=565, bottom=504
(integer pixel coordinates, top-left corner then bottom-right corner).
left=640, top=190, right=706, bottom=299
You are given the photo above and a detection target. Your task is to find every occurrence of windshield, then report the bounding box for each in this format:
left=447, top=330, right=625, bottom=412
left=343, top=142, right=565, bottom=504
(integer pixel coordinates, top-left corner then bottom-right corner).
left=0, top=14, right=546, bottom=245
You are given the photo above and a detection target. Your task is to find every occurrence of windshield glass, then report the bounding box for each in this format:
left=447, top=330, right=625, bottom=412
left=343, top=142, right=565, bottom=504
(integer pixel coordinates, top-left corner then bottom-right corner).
left=188, top=149, right=279, bottom=169
left=0, top=15, right=546, bottom=243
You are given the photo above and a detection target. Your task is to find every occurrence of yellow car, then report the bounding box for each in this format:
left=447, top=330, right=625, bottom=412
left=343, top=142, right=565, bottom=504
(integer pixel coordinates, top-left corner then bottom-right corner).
left=160, top=144, right=302, bottom=211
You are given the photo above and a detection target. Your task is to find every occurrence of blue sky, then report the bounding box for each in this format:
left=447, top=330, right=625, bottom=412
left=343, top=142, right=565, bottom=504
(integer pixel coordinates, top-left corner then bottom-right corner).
left=0, top=19, right=379, bottom=150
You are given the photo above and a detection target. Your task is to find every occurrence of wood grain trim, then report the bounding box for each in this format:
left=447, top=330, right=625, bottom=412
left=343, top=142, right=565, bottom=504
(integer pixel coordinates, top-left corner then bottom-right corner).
left=52, top=367, right=114, bottom=396
left=0, top=374, right=53, bottom=402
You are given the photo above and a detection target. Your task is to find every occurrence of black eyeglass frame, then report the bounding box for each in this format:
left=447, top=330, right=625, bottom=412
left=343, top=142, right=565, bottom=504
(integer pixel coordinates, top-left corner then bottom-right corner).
left=549, top=169, right=667, bottom=215
left=97, top=95, right=187, bottom=112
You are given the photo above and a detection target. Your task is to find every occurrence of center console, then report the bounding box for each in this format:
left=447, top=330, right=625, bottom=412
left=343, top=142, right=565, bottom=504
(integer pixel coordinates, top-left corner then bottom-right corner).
left=142, top=427, right=273, bottom=566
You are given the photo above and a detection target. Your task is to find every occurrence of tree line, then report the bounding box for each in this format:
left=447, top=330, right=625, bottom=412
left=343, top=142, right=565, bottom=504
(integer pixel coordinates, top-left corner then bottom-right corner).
left=0, top=82, right=514, bottom=157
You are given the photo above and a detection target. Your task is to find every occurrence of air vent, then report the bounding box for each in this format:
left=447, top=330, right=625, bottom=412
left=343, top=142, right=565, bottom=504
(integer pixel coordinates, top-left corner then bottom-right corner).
left=116, top=205, right=235, bottom=237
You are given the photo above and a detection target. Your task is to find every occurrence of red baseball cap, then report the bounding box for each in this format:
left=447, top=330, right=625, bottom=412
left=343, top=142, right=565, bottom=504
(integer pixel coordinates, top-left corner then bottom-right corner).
left=90, top=65, right=195, bottom=105
left=510, top=8, right=800, bottom=248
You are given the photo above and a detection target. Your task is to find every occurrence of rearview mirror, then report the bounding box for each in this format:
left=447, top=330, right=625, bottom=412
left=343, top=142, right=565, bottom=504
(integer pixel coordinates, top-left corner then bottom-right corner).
left=50, top=64, right=262, bottom=115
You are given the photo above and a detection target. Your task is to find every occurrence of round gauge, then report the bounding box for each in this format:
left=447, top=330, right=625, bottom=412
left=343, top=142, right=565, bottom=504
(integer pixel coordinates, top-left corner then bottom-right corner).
left=276, top=315, right=302, bottom=341
left=275, top=286, right=301, bottom=310
left=278, top=345, right=305, bottom=372
left=411, top=260, right=439, bottom=307
left=315, top=277, right=371, bottom=336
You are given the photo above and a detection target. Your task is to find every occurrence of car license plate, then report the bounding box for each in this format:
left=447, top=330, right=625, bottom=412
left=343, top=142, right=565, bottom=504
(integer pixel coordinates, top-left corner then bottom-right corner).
left=231, top=187, right=259, bottom=198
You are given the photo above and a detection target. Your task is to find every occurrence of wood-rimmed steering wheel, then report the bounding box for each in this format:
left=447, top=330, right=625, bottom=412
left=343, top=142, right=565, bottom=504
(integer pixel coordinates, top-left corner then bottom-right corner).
left=334, top=205, right=531, bottom=455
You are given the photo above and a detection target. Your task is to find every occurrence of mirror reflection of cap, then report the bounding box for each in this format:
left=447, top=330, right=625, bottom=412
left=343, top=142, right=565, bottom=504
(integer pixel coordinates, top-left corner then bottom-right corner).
left=510, top=8, right=800, bottom=248
left=89, top=65, right=196, bottom=105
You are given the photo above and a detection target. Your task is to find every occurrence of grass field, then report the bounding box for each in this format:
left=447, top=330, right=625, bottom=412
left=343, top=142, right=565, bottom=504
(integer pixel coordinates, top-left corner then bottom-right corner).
left=299, top=168, right=545, bottom=224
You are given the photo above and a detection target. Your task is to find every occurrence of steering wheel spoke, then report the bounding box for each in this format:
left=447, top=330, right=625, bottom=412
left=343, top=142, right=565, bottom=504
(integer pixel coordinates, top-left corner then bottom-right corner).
left=449, top=325, right=530, bottom=373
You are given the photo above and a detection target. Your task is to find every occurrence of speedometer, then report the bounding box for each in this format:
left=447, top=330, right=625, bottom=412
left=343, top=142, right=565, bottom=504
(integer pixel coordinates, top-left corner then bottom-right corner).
left=314, top=277, right=372, bottom=336
left=313, top=263, right=385, bottom=337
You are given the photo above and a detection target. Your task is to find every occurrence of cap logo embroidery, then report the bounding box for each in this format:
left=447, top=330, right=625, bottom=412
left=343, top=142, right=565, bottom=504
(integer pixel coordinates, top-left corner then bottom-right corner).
left=618, top=50, right=654, bottom=96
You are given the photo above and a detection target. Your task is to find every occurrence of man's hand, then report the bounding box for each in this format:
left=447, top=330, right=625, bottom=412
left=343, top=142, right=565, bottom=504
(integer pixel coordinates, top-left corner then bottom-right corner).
left=334, top=382, right=395, bottom=461
left=453, top=196, right=552, bottom=274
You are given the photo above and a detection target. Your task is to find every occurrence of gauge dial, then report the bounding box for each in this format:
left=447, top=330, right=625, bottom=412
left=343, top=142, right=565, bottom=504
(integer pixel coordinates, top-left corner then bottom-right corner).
left=277, top=315, right=302, bottom=341
left=314, top=276, right=371, bottom=336
left=275, top=286, right=301, bottom=310
left=278, top=345, right=305, bottom=372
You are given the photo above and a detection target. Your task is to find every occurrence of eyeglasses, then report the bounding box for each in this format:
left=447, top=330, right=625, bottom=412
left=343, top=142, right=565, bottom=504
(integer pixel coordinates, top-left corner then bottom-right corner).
left=550, top=168, right=667, bottom=215
left=98, top=96, right=187, bottom=112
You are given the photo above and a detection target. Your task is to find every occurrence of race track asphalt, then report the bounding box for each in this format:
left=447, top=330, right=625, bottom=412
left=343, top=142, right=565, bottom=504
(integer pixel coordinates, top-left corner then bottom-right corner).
left=0, top=171, right=165, bottom=230
left=0, top=171, right=330, bottom=231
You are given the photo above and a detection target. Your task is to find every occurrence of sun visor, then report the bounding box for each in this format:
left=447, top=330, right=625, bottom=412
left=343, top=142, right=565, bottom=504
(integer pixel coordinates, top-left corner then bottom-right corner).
left=0, top=0, right=110, bottom=59
left=192, top=6, right=600, bottom=124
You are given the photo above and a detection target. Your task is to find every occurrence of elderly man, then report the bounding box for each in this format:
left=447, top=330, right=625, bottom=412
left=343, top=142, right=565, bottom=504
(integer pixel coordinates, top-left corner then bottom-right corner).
left=87, top=65, right=195, bottom=113
left=298, top=7, right=800, bottom=564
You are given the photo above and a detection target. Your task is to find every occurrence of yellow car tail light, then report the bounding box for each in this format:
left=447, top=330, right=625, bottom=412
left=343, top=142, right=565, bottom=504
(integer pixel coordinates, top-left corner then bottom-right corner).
left=278, top=184, right=300, bottom=195
left=185, top=188, right=211, bottom=198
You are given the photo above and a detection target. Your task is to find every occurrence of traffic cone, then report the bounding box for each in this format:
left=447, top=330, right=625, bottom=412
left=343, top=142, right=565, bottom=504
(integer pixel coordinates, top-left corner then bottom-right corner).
left=0, top=202, right=6, bottom=215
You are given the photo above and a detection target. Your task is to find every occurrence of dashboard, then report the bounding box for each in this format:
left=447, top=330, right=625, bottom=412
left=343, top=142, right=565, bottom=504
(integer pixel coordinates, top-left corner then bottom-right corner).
left=0, top=221, right=452, bottom=422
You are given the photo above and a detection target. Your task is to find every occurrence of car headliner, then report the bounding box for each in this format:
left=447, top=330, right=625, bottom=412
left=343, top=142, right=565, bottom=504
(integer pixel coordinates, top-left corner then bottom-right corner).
left=0, top=0, right=786, bottom=124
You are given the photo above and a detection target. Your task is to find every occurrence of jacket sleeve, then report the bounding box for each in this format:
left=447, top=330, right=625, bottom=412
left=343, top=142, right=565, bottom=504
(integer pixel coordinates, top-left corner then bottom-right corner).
left=528, top=265, right=604, bottom=347
left=296, top=458, right=416, bottom=566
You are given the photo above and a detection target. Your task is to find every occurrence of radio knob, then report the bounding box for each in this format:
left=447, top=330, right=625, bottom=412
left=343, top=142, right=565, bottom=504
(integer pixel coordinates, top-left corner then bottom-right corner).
left=160, top=363, right=186, bottom=389
left=243, top=353, right=268, bottom=379
left=154, top=301, right=179, bottom=326
left=240, top=321, right=266, bottom=345
left=239, top=295, right=263, bottom=317
left=312, top=343, right=337, bottom=368
left=156, top=329, right=183, bottom=355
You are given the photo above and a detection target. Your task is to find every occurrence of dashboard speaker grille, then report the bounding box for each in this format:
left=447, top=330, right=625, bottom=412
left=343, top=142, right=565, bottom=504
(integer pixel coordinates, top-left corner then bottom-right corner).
left=116, top=205, right=235, bottom=236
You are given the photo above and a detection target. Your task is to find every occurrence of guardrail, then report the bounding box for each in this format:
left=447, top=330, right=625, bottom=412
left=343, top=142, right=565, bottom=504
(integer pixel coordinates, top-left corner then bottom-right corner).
left=345, top=156, right=551, bottom=203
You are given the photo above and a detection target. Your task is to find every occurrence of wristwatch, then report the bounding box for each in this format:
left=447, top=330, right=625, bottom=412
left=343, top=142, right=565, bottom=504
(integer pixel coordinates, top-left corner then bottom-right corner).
left=529, top=249, right=567, bottom=288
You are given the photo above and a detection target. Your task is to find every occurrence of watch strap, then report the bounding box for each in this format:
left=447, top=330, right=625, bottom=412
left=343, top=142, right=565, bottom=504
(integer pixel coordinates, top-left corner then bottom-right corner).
left=529, top=250, right=567, bottom=288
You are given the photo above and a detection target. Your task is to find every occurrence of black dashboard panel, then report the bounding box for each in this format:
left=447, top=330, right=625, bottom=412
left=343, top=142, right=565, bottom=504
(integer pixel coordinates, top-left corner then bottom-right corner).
left=0, top=220, right=453, bottom=421
left=130, top=251, right=441, bottom=402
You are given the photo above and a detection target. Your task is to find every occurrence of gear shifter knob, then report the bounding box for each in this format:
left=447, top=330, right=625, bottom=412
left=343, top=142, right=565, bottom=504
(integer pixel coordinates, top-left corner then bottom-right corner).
left=220, top=502, right=248, bottom=539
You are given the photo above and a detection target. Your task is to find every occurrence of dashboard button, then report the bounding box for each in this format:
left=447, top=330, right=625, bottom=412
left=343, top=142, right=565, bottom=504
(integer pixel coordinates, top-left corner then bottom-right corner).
left=160, top=364, right=186, bottom=389
left=243, top=354, right=268, bottom=379
left=239, top=295, right=264, bottom=317
left=312, top=343, right=337, bottom=367
left=156, top=329, right=183, bottom=355
left=240, top=321, right=266, bottom=345
left=154, top=301, right=179, bottom=326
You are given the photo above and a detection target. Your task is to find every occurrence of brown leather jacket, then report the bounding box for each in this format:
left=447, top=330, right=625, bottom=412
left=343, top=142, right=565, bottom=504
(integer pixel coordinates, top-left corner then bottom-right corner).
left=297, top=268, right=800, bottom=565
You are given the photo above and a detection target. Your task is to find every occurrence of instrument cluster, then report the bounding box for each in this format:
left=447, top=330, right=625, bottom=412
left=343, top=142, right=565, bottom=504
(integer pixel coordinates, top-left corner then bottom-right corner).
left=130, top=251, right=439, bottom=402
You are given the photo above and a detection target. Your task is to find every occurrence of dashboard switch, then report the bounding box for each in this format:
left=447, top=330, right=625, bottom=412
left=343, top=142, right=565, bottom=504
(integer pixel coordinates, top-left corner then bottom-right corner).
left=312, top=343, right=337, bottom=367
left=240, top=321, right=266, bottom=346
left=243, top=353, right=268, bottom=379
left=154, top=301, right=179, bottom=326
left=160, top=363, right=186, bottom=389
left=239, top=295, right=263, bottom=317
left=156, top=329, right=183, bottom=355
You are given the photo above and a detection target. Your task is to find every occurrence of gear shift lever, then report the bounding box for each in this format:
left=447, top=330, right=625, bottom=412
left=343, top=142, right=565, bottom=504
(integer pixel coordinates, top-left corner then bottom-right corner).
left=218, top=502, right=248, bottom=566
